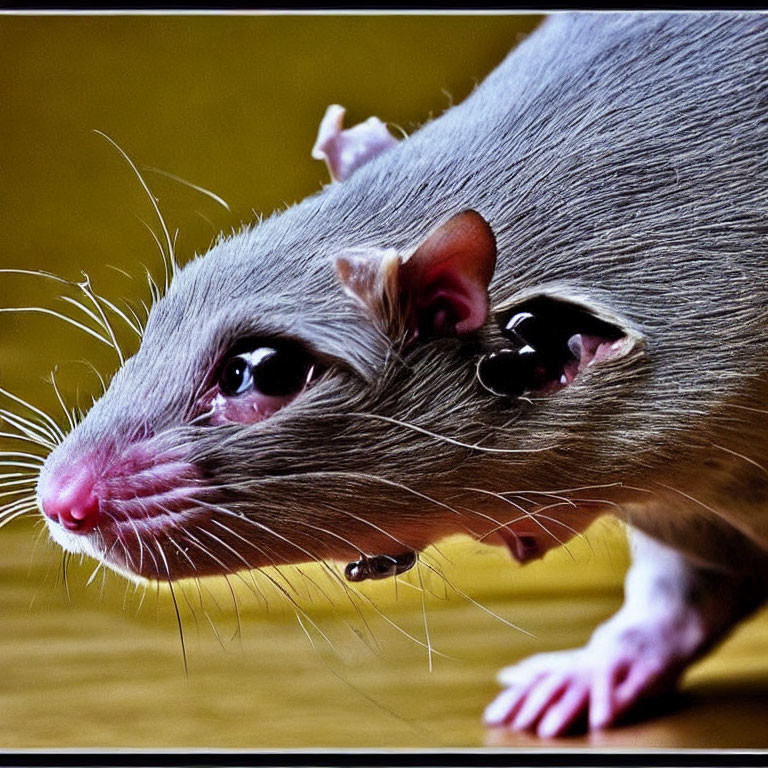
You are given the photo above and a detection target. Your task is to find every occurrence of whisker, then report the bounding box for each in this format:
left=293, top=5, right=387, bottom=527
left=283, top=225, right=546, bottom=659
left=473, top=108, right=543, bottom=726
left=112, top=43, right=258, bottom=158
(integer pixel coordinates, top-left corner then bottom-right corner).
left=153, top=537, right=188, bottom=678
left=0, top=460, right=46, bottom=471
left=320, top=504, right=409, bottom=553
left=0, top=451, right=46, bottom=463
left=222, top=575, right=243, bottom=644
left=60, top=295, right=109, bottom=336
left=0, top=475, right=39, bottom=488
left=183, top=529, right=234, bottom=575
left=195, top=499, right=326, bottom=567
left=0, top=504, right=38, bottom=528
left=74, top=358, right=109, bottom=398
left=195, top=526, right=253, bottom=571
left=415, top=561, right=434, bottom=672
left=165, top=531, right=198, bottom=573
left=0, top=306, right=113, bottom=347
left=257, top=569, right=339, bottom=656
left=0, top=496, right=39, bottom=516
left=465, top=487, right=569, bottom=551
left=0, top=386, right=65, bottom=442
left=61, top=552, right=71, bottom=602
left=49, top=368, right=77, bottom=433
left=0, top=412, right=58, bottom=448
left=95, top=131, right=177, bottom=284
left=85, top=559, right=105, bottom=588
left=346, top=412, right=555, bottom=455
left=143, top=166, right=231, bottom=212
left=97, top=294, right=144, bottom=339
left=418, top=553, right=535, bottom=639
left=176, top=582, right=202, bottom=642
left=0, top=487, right=36, bottom=501
left=207, top=518, right=279, bottom=566
left=134, top=580, right=148, bottom=617
left=77, top=273, right=126, bottom=365
left=712, top=442, right=768, bottom=476
left=0, top=430, right=53, bottom=449
left=535, top=513, right=595, bottom=558
left=191, top=501, right=435, bottom=658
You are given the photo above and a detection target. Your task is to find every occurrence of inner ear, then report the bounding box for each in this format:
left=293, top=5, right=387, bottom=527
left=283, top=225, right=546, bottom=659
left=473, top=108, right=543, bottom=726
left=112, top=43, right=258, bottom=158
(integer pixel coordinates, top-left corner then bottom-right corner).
left=399, top=210, right=497, bottom=340
left=335, top=209, right=497, bottom=344
left=477, top=295, right=639, bottom=398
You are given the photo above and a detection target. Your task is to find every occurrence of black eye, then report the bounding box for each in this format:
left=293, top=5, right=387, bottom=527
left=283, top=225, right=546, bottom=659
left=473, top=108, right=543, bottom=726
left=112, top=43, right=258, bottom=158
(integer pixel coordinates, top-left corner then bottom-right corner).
left=218, top=344, right=314, bottom=398
left=220, top=355, right=254, bottom=396
left=251, top=346, right=313, bottom=396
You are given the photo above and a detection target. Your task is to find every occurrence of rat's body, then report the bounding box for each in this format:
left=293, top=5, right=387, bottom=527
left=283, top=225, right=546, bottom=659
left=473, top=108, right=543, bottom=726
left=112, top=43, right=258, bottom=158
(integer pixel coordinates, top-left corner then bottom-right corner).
left=30, top=12, right=768, bottom=736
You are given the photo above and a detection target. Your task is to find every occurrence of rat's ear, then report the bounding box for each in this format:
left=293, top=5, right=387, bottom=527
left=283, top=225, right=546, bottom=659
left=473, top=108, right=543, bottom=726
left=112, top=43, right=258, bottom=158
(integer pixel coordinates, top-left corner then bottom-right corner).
left=312, top=104, right=399, bottom=183
left=336, top=210, right=497, bottom=342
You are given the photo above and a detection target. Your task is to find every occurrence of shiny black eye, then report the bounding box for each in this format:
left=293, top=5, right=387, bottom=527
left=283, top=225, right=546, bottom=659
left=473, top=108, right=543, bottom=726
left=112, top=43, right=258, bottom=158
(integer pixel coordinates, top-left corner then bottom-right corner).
left=220, top=355, right=254, bottom=396
left=251, top=346, right=313, bottom=396
left=218, top=344, right=314, bottom=398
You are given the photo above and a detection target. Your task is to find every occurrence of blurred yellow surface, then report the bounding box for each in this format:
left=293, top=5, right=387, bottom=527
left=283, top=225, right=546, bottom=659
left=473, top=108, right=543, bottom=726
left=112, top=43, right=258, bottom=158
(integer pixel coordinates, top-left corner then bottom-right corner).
left=1, top=12, right=767, bottom=752
left=3, top=518, right=768, bottom=749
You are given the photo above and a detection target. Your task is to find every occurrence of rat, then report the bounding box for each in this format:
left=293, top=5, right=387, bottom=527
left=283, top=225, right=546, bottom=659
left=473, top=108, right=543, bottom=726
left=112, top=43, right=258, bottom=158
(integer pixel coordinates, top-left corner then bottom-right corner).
left=23, top=12, right=768, bottom=738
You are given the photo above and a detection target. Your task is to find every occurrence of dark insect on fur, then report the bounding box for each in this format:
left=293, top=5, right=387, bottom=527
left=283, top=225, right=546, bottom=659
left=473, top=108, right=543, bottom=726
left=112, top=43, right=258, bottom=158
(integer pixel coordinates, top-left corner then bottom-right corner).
left=344, top=551, right=417, bottom=582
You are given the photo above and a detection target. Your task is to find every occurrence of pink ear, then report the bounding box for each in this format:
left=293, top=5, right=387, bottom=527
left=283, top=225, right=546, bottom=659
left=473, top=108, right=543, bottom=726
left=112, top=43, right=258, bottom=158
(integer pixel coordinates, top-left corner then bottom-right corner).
left=400, top=210, right=497, bottom=338
left=312, top=104, right=398, bottom=183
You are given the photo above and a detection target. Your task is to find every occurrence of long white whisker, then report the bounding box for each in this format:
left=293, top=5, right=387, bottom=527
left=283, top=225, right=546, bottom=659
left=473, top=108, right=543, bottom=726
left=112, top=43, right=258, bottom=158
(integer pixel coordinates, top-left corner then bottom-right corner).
left=77, top=273, right=125, bottom=365
left=0, top=451, right=46, bottom=463
left=143, top=166, right=231, bottom=212
left=59, top=295, right=109, bottom=335
left=465, top=487, right=569, bottom=550
left=153, top=537, right=188, bottom=677
left=165, top=531, right=198, bottom=573
left=0, top=460, right=46, bottom=471
left=712, top=442, right=768, bottom=476
left=95, top=130, right=176, bottom=283
left=0, top=505, right=38, bottom=528
left=49, top=368, right=77, bottom=433
left=0, top=431, right=53, bottom=449
left=346, top=412, right=555, bottom=455
left=0, top=410, right=57, bottom=448
left=0, top=497, right=39, bottom=517
left=98, top=294, right=144, bottom=338
left=0, top=487, right=36, bottom=501
left=0, top=475, right=39, bottom=488
left=418, top=553, right=535, bottom=638
left=0, top=386, right=65, bottom=441
left=0, top=307, right=113, bottom=347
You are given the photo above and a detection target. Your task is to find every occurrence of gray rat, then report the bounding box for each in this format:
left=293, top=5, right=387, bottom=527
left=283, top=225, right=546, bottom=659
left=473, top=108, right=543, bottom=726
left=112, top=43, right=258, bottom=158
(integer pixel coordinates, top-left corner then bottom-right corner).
left=26, top=12, right=768, bottom=738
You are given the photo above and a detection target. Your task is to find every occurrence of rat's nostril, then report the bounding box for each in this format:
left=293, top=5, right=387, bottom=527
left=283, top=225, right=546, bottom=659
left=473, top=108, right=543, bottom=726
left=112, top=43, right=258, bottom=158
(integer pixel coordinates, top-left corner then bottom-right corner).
left=41, top=469, right=101, bottom=534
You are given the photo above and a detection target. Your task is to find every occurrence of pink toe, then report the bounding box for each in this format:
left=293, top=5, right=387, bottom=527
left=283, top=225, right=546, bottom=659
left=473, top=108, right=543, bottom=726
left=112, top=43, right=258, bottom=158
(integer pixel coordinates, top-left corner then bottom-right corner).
left=589, top=665, right=620, bottom=730
left=484, top=686, right=527, bottom=726
left=538, top=682, right=589, bottom=738
left=512, top=674, right=568, bottom=731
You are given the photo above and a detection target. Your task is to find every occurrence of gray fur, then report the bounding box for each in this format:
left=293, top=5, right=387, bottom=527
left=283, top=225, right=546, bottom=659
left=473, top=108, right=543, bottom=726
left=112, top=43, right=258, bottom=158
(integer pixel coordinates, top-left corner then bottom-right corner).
left=40, top=12, right=768, bottom=578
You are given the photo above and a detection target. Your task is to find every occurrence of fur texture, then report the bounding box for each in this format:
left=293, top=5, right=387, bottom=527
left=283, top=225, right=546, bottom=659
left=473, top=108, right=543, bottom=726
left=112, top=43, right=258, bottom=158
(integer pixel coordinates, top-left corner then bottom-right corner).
left=40, top=13, right=768, bottom=582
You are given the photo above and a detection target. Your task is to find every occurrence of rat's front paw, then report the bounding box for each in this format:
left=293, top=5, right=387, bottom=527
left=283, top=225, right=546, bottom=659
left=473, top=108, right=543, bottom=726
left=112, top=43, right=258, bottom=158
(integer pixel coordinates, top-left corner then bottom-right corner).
left=483, top=636, right=686, bottom=738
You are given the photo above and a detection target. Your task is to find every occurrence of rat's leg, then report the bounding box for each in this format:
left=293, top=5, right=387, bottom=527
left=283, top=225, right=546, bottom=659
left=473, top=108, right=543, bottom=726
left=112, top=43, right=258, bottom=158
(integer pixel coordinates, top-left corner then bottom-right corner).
left=484, top=528, right=765, bottom=738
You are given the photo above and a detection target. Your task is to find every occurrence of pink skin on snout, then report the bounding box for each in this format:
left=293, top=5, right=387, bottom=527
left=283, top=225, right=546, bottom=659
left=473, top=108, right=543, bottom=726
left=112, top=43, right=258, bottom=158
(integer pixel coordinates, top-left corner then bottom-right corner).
left=41, top=462, right=100, bottom=533
left=37, top=370, right=310, bottom=579
left=38, top=440, right=208, bottom=580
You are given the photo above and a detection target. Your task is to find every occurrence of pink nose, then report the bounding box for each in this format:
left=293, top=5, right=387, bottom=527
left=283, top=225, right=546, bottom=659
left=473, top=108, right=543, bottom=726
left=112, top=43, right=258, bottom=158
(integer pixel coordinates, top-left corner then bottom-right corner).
left=41, top=465, right=100, bottom=534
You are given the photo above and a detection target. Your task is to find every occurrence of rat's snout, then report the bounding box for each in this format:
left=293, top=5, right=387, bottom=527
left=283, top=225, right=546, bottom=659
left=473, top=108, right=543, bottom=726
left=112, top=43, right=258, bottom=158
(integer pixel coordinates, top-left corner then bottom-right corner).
left=40, top=462, right=100, bottom=534
left=37, top=433, right=217, bottom=580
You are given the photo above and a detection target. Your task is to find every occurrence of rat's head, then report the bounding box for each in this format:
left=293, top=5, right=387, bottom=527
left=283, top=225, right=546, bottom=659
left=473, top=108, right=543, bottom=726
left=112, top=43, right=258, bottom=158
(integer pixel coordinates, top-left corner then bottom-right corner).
left=36, top=199, right=641, bottom=583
